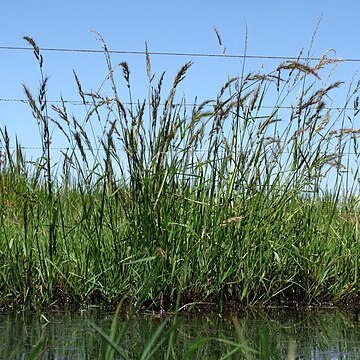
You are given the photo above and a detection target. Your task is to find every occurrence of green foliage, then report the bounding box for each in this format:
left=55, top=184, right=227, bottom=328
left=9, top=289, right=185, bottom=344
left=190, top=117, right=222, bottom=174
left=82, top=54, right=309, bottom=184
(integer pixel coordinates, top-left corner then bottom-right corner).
left=0, top=36, right=360, bottom=311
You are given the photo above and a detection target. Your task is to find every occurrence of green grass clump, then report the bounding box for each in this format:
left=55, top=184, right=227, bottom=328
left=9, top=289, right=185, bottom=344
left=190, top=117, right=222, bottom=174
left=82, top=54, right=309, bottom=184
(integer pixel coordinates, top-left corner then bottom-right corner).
left=0, top=36, right=359, bottom=311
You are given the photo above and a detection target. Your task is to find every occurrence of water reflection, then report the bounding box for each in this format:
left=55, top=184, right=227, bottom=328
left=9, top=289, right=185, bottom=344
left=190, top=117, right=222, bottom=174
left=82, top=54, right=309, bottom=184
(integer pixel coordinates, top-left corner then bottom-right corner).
left=0, top=307, right=359, bottom=359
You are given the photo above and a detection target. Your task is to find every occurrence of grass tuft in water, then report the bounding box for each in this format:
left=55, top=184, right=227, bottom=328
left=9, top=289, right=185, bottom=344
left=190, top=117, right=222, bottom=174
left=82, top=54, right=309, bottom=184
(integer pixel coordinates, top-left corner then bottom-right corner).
left=0, top=36, right=359, bottom=311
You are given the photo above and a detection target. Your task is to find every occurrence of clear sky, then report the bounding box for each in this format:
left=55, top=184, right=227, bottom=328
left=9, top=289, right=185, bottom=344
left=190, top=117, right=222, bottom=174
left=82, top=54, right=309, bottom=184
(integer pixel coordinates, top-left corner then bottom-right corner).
left=0, top=1, right=359, bottom=157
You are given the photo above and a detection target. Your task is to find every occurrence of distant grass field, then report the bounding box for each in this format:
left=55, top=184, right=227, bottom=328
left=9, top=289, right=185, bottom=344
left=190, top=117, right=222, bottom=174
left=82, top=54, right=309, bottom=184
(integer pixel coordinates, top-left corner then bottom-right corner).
left=0, top=36, right=359, bottom=311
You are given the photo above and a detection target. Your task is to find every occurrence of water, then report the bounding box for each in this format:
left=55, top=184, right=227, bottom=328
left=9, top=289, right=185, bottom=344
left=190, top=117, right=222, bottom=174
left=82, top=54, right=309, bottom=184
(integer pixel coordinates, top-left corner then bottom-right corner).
left=0, top=307, right=360, bottom=359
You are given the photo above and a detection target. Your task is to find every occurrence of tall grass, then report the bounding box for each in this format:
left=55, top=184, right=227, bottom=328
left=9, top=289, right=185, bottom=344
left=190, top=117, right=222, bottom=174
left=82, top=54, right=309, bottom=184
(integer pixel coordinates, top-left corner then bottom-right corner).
left=0, top=36, right=359, bottom=310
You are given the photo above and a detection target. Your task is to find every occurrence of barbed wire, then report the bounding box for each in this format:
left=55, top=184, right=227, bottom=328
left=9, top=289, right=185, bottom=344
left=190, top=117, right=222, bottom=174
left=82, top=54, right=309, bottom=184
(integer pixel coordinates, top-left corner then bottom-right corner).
left=1, top=44, right=359, bottom=110
left=1, top=145, right=360, bottom=156
left=0, top=44, right=359, bottom=63
left=0, top=45, right=359, bottom=153
left=0, top=97, right=359, bottom=112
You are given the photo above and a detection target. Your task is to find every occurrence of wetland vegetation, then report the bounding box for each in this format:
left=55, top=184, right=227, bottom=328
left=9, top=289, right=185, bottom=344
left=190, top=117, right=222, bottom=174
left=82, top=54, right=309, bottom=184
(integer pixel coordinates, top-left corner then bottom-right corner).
left=0, top=36, right=360, bottom=313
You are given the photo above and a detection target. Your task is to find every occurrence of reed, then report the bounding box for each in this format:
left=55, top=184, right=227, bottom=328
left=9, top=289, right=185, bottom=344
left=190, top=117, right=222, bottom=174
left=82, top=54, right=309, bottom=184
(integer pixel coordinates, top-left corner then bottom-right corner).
left=0, top=36, right=359, bottom=311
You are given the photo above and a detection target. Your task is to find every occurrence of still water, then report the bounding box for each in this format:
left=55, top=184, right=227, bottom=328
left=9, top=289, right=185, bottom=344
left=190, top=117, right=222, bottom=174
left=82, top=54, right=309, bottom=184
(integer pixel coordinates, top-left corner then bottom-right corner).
left=0, top=307, right=359, bottom=359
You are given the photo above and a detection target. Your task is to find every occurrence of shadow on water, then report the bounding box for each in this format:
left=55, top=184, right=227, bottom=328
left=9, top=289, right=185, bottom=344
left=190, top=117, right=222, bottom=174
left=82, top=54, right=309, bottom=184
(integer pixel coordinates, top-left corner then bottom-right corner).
left=0, top=307, right=360, bottom=359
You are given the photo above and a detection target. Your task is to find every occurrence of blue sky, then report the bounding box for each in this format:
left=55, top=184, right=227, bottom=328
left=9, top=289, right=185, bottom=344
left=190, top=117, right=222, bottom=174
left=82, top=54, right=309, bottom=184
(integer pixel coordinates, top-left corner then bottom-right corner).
left=0, top=1, right=359, bottom=159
